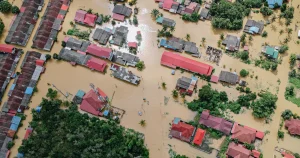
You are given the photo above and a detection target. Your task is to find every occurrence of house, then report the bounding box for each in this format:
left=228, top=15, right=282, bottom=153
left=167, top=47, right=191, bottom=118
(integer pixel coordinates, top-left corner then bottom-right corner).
left=262, top=46, right=279, bottom=59
left=226, top=142, right=251, bottom=158
left=161, top=51, right=213, bottom=76
left=176, top=76, right=198, bottom=95
left=73, top=90, right=85, bottom=104
left=111, top=26, right=129, bottom=46
left=193, top=128, right=206, bottom=146
left=159, top=39, right=184, bottom=52
left=184, top=41, right=199, bottom=55
left=128, top=42, right=138, bottom=49
left=112, top=5, right=132, bottom=20
left=86, top=57, right=107, bottom=73
left=92, top=28, right=112, bottom=45
left=170, top=2, right=180, bottom=13
left=222, top=35, right=240, bottom=51
left=74, top=10, right=97, bottom=27
left=169, top=117, right=196, bottom=142
left=24, top=127, right=33, bottom=140
left=199, top=8, right=210, bottom=20
left=162, top=0, right=174, bottom=10
left=244, top=20, right=264, bottom=35
left=156, top=17, right=176, bottom=27
left=231, top=123, right=264, bottom=144
left=112, top=51, right=140, bottom=67
left=184, top=2, right=200, bottom=14
left=65, top=37, right=90, bottom=52
left=110, top=64, right=141, bottom=85
left=285, top=119, right=300, bottom=135
left=267, top=0, right=283, bottom=8
left=210, top=75, right=219, bottom=83
left=86, top=44, right=113, bottom=60
left=219, top=71, right=239, bottom=85
left=80, top=88, right=108, bottom=116
left=5, top=0, right=43, bottom=46
left=0, top=44, right=15, bottom=54
left=32, top=0, right=71, bottom=51
left=199, top=110, right=233, bottom=135
left=59, top=49, right=90, bottom=65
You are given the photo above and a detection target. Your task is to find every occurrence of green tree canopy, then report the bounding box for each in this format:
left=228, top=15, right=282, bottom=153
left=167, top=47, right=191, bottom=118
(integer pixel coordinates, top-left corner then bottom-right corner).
left=18, top=98, right=149, bottom=158
left=0, top=1, right=12, bottom=13
left=0, top=19, right=4, bottom=36
left=251, top=92, right=278, bottom=118
left=11, top=5, right=20, bottom=14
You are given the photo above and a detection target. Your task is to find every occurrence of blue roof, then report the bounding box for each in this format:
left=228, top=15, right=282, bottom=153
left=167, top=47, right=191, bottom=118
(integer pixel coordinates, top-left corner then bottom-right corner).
left=17, top=153, right=24, bottom=158
left=12, top=116, right=21, bottom=125
left=268, top=0, right=283, bottom=8
left=25, top=87, right=34, bottom=95
left=10, top=123, right=18, bottom=131
left=76, top=90, right=85, bottom=98
left=191, top=75, right=198, bottom=81
left=36, top=106, right=42, bottom=113
left=249, top=26, right=259, bottom=34
left=103, top=110, right=109, bottom=116
left=10, top=84, right=15, bottom=91
left=173, top=117, right=181, bottom=124
left=159, top=39, right=167, bottom=47
left=156, top=17, right=164, bottom=24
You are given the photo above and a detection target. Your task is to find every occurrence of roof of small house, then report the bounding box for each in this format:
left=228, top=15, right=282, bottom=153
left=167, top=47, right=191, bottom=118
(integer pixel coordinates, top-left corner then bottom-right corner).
left=162, top=18, right=176, bottom=27
left=112, top=5, right=132, bottom=17
left=226, top=142, right=251, bottom=158
left=80, top=88, right=107, bottom=116
left=86, top=57, right=107, bottom=72
left=113, top=13, right=125, bottom=21
left=210, top=75, right=219, bottom=83
left=231, top=123, right=256, bottom=144
left=66, top=37, right=83, bottom=51
left=267, top=0, right=283, bottom=8
left=199, top=8, right=209, bottom=19
left=24, top=128, right=33, bottom=140
left=193, top=128, right=206, bottom=146
left=264, top=46, right=279, bottom=59
left=170, top=118, right=195, bottom=142
left=222, top=35, right=240, bottom=51
left=285, top=119, right=300, bottom=135
left=74, top=10, right=87, bottom=22
left=92, top=28, right=112, bottom=45
left=252, top=150, right=261, bottom=158
left=218, top=71, right=239, bottom=84
left=0, top=44, right=14, bottom=53
left=84, top=14, right=97, bottom=26
left=86, top=44, right=112, bottom=59
left=128, top=42, right=138, bottom=48
left=199, top=110, right=233, bottom=135
left=176, top=76, right=192, bottom=90
left=163, top=0, right=173, bottom=10
left=244, top=20, right=264, bottom=34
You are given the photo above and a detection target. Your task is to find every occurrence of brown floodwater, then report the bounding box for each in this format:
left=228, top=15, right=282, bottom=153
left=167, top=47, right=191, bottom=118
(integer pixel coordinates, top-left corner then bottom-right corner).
left=1, top=0, right=300, bottom=157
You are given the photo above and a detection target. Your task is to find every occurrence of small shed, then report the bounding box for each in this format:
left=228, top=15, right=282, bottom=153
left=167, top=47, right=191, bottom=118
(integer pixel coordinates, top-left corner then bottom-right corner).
left=25, top=87, right=34, bottom=95
left=210, top=75, right=219, bottom=83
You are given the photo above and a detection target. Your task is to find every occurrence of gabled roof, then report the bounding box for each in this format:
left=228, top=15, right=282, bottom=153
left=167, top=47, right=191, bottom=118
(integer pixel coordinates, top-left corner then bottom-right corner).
left=219, top=71, right=239, bottom=84
left=226, top=142, right=251, bottom=158
left=161, top=51, right=213, bottom=76
left=128, top=42, right=137, bottom=48
left=113, top=13, right=125, bottom=21
left=84, top=14, right=97, bottom=26
left=285, top=119, right=300, bottom=135
left=163, top=0, right=173, bottom=10
left=80, top=88, right=107, bottom=116
left=0, top=44, right=14, bottom=53
left=86, top=44, right=112, bottom=59
left=231, top=123, right=256, bottom=144
left=170, top=118, right=195, bottom=142
left=112, top=5, right=132, bottom=17
left=74, top=10, right=87, bottom=22
left=193, top=128, right=206, bottom=146
left=86, top=57, right=107, bottom=72
left=199, top=110, right=233, bottom=135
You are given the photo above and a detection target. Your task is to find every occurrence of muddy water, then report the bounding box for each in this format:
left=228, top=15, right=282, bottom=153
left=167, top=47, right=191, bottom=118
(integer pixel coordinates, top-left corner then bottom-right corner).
left=1, top=0, right=300, bottom=157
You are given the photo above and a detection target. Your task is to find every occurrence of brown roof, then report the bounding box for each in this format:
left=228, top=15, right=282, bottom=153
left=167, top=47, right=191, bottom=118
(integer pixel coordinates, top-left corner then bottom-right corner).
left=231, top=123, right=256, bottom=144
left=285, top=119, right=300, bottom=135
left=226, top=142, right=251, bottom=158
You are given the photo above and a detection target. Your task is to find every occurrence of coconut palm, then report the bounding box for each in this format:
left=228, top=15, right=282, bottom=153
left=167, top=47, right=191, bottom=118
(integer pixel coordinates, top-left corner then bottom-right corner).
left=186, top=34, right=190, bottom=41
left=284, top=38, right=289, bottom=44
left=139, top=120, right=146, bottom=127
left=151, top=9, right=159, bottom=19
left=248, top=35, right=253, bottom=41
left=172, top=90, right=178, bottom=98
left=287, top=28, right=293, bottom=34
left=279, top=29, right=284, bottom=35
left=169, top=26, right=175, bottom=32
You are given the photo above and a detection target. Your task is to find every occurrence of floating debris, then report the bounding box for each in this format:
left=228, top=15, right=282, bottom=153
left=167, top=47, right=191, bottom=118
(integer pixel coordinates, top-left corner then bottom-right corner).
left=164, top=96, right=169, bottom=105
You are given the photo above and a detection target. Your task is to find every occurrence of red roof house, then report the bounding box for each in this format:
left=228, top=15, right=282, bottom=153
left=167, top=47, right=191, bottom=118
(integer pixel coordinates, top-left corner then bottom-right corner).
left=36, top=59, right=45, bottom=66
left=199, top=110, right=233, bottom=135
left=86, top=57, right=107, bottom=73
left=161, top=51, right=213, bottom=76
left=80, top=88, right=108, bottom=116
left=24, top=128, right=33, bottom=140
left=0, top=44, right=14, bottom=53
left=231, top=123, right=256, bottom=144
left=193, top=128, right=206, bottom=146
left=169, top=118, right=195, bottom=142
left=252, top=150, right=261, bottom=158
left=210, top=75, right=219, bottom=83
left=128, top=42, right=138, bottom=48
left=74, top=10, right=87, bottom=23
left=112, top=13, right=125, bottom=21
left=285, top=119, right=300, bottom=135
left=163, top=0, right=173, bottom=10
left=84, top=14, right=97, bottom=27
left=282, top=152, right=295, bottom=158
left=86, top=44, right=112, bottom=59
left=226, top=142, right=251, bottom=158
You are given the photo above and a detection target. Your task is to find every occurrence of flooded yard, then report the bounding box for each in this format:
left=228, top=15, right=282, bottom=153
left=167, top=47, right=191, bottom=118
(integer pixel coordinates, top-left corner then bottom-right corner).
left=0, top=0, right=300, bottom=157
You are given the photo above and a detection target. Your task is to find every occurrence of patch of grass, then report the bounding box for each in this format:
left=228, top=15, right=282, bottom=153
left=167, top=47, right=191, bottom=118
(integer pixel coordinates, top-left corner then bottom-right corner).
left=288, top=97, right=300, bottom=107
left=289, top=78, right=300, bottom=89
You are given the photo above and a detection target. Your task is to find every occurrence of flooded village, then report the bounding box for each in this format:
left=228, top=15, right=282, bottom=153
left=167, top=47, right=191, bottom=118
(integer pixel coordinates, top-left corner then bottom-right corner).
left=0, top=0, right=300, bottom=158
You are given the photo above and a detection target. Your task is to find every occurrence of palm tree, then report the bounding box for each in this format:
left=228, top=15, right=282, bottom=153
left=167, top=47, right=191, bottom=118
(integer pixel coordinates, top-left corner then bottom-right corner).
left=279, top=29, right=284, bottom=35
left=151, top=9, right=159, bottom=19
left=220, top=33, right=224, bottom=40
left=284, top=38, right=289, bottom=44
left=186, top=34, right=190, bottom=41
left=162, top=82, right=166, bottom=89
left=287, top=28, right=292, bottom=34
left=248, top=35, right=253, bottom=41
left=172, top=90, right=178, bottom=98
left=139, top=120, right=146, bottom=127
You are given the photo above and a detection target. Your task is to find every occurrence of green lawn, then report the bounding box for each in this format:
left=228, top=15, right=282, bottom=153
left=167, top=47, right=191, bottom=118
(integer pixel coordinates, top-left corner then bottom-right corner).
left=288, top=96, right=300, bottom=107
left=289, top=77, right=300, bottom=89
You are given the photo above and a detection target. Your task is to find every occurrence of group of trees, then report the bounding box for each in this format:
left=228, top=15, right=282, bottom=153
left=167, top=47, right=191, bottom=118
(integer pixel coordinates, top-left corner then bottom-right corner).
left=240, top=69, right=249, bottom=77
left=182, top=13, right=200, bottom=22
left=0, top=1, right=19, bottom=14
left=136, top=61, right=145, bottom=71
left=18, top=97, right=149, bottom=157
left=67, top=27, right=91, bottom=40
left=251, top=92, right=278, bottom=119
left=157, top=25, right=174, bottom=38
left=210, top=1, right=250, bottom=30
left=260, top=6, right=273, bottom=16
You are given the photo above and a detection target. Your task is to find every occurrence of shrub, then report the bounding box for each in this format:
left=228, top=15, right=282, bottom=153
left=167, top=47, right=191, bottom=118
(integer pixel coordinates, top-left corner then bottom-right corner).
left=0, top=19, right=4, bottom=36
left=261, top=31, right=268, bottom=37
left=7, top=141, right=14, bottom=149
left=136, top=61, right=145, bottom=71
left=290, top=54, right=296, bottom=68
left=279, top=45, right=288, bottom=54
left=240, top=51, right=249, bottom=61
left=285, top=86, right=295, bottom=99
left=281, top=109, right=293, bottom=120
left=277, top=130, right=284, bottom=139
left=294, top=153, right=300, bottom=158
left=11, top=5, right=20, bottom=14
left=260, top=6, right=273, bottom=16
left=0, top=1, right=12, bottom=13
left=240, top=69, right=249, bottom=77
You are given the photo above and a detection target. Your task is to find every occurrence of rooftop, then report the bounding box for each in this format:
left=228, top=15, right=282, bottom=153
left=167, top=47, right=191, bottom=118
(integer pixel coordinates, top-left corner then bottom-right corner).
left=226, top=142, right=251, bottom=158
left=285, top=119, right=300, bottom=136
left=169, top=117, right=195, bottom=142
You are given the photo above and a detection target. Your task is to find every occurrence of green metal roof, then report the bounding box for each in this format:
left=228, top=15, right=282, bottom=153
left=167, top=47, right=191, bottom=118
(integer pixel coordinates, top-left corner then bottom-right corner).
left=265, top=46, right=278, bottom=59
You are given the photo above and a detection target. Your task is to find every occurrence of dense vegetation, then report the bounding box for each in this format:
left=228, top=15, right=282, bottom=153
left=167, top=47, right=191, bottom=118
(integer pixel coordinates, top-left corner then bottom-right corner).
left=18, top=98, right=149, bottom=157
left=11, top=5, right=20, bottom=14
left=210, top=0, right=250, bottom=30
left=286, top=69, right=300, bottom=106
left=0, top=19, right=4, bottom=36
left=67, top=27, right=91, bottom=40
left=182, top=13, right=200, bottom=22
left=251, top=92, right=278, bottom=119
left=0, top=0, right=12, bottom=13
